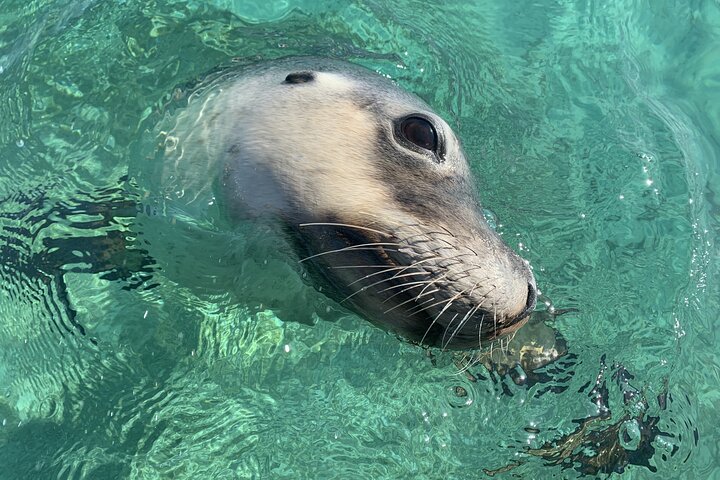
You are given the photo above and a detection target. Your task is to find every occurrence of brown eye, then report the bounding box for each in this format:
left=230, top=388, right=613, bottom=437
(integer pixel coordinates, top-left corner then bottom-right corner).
left=400, top=116, right=438, bottom=152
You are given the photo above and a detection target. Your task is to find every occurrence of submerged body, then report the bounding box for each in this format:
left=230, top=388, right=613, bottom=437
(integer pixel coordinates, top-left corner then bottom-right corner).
left=133, top=57, right=536, bottom=350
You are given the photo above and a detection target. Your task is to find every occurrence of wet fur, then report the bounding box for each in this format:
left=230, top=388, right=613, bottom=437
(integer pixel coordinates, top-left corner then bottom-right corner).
left=133, top=57, right=536, bottom=350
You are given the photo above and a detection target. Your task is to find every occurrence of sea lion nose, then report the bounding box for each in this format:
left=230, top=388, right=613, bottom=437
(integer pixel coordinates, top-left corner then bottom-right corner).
left=525, top=281, right=537, bottom=315
left=509, top=275, right=537, bottom=323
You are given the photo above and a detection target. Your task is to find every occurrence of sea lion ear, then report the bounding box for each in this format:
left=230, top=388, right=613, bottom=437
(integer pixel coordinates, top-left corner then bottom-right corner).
left=284, top=72, right=315, bottom=84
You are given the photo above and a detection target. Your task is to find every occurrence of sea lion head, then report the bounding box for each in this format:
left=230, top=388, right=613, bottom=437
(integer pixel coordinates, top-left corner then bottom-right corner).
left=185, top=58, right=538, bottom=350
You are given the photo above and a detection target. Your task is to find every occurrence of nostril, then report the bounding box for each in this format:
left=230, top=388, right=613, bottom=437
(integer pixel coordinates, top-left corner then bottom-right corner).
left=504, top=281, right=537, bottom=328
left=526, top=282, right=537, bottom=312
left=512, top=282, right=537, bottom=322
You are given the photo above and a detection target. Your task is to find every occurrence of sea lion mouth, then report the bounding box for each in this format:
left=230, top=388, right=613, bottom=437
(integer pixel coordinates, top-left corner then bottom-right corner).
left=295, top=221, right=536, bottom=350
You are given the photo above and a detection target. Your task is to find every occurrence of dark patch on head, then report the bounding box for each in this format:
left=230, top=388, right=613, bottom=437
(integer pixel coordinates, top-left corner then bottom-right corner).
left=284, top=71, right=315, bottom=84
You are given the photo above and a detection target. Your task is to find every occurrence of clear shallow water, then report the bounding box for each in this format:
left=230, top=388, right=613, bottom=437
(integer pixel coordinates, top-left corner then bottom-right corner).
left=0, top=0, right=718, bottom=478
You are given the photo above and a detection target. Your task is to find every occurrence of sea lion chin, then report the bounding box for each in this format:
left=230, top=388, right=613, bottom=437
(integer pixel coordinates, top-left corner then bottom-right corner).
left=134, top=57, right=537, bottom=350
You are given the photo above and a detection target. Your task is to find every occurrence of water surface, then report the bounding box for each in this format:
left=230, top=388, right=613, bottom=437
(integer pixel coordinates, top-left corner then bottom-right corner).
left=0, top=0, right=718, bottom=478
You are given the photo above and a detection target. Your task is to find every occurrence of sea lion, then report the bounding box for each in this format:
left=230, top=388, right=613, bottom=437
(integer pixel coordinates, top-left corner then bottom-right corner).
left=132, top=57, right=536, bottom=350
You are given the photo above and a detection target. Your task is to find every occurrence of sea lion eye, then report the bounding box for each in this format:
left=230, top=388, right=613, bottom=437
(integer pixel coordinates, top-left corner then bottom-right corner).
left=400, top=116, right=438, bottom=152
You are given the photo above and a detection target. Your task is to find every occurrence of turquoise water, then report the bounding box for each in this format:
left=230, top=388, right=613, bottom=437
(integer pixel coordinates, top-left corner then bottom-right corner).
left=0, top=0, right=718, bottom=478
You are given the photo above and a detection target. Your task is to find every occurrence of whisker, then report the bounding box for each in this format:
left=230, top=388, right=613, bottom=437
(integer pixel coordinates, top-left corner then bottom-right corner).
left=390, top=290, right=441, bottom=315
left=435, top=251, right=479, bottom=263
left=478, top=316, right=484, bottom=350
left=424, top=285, right=473, bottom=349
left=381, top=282, right=437, bottom=304
left=441, top=313, right=462, bottom=350
left=493, top=304, right=497, bottom=338
left=419, top=307, right=454, bottom=347
left=299, top=222, right=391, bottom=237
left=405, top=292, right=461, bottom=316
left=347, top=265, right=419, bottom=286
left=502, top=337, right=510, bottom=356
left=442, top=300, right=483, bottom=351
left=376, top=252, right=471, bottom=304
left=382, top=287, right=439, bottom=315
left=443, top=263, right=485, bottom=282
left=347, top=254, right=441, bottom=286
left=355, top=212, right=459, bottom=248
left=339, top=271, right=427, bottom=304
left=406, top=275, right=487, bottom=320
left=454, top=352, right=483, bottom=376
left=402, top=235, right=457, bottom=251
left=301, top=215, right=502, bottom=351
left=299, top=243, right=400, bottom=263
left=356, top=211, right=435, bottom=232
left=446, top=285, right=485, bottom=351
left=378, top=279, right=435, bottom=297
left=415, top=273, right=447, bottom=300
left=331, top=265, right=400, bottom=269
left=439, top=224, right=455, bottom=238
left=467, top=280, right=481, bottom=298
left=440, top=312, right=460, bottom=352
